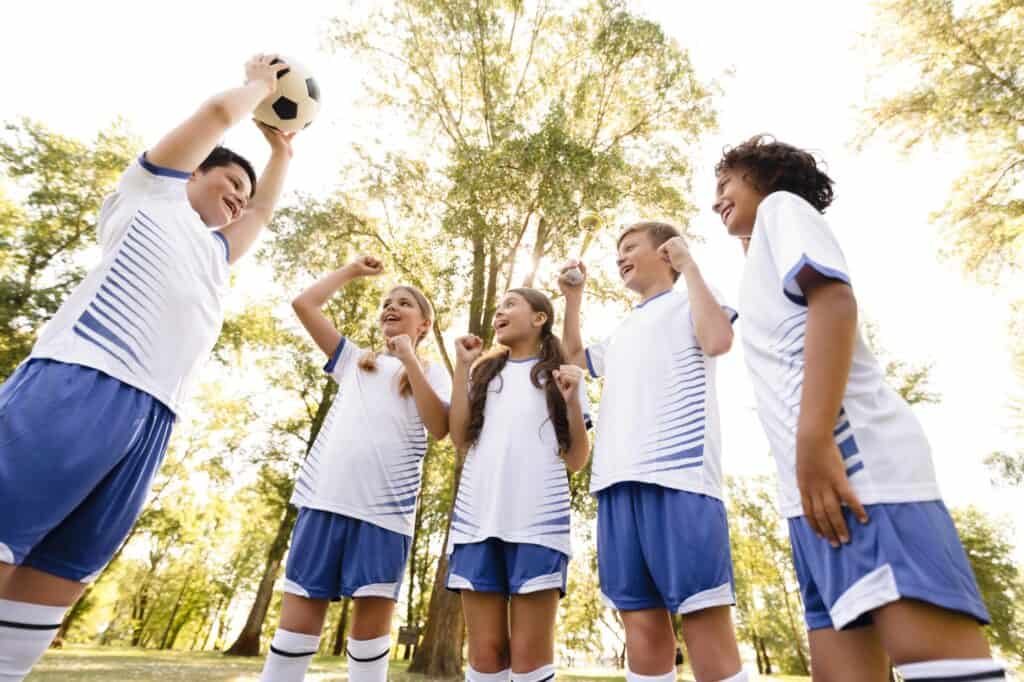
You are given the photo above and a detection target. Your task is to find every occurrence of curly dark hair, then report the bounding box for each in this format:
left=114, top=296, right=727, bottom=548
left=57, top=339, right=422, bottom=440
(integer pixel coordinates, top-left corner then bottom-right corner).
left=464, top=288, right=571, bottom=456
left=715, top=135, right=835, bottom=212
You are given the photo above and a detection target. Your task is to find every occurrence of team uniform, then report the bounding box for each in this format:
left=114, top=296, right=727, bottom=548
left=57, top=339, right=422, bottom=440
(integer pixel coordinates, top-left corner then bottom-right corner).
left=283, top=338, right=452, bottom=602
left=0, top=154, right=230, bottom=582
left=446, top=357, right=591, bottom=597
left=739, top=190, right=989, bottom=630
left=586, top=288, right=738, bottom=613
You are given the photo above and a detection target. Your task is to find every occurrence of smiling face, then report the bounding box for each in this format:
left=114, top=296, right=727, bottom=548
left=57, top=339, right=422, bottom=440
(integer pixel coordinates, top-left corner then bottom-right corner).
left=493, top=291, right=547, bottom=347
left=712, top=166, right=768, bottom=239
left=615, top=229, right=673, bottom=294
left=379, top=287, right=431, bottom=343
left=186, top=162, right=253, bottom=228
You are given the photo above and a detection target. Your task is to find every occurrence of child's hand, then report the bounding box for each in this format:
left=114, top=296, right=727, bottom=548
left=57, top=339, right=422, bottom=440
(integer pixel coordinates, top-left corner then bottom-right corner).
left=796, top=435, right=869, bottom=547
left=658, top=236, right=694, bottom=273
left=552, top=364, right=584, bottom=402
left=454, top=335, right=483, bottom=366
left=347, top=256, right=384, bottom=278
left=256, top=121, right=296, bottom=158
left=245, top=53, right=288, bottom=94
left=387, top=334, right=416, bottom=363
left=558, top=259, right=587, bottom=295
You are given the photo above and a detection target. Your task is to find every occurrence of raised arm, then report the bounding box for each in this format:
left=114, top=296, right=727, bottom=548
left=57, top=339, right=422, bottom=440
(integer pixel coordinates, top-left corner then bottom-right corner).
left=553, top=365, right=591, bottom=472
left=449, top=335, right=484, bottom=453
left=387, top=335, right=450, bottom=441
left=558, top=260, right=589, bottom=370
left=217, top=123, right=295, bottom=263
left=292, top=256, right=384, bottom=356
left=658, top=237, right=733, bottom=357
left=147, top=54, right=286, bottom=173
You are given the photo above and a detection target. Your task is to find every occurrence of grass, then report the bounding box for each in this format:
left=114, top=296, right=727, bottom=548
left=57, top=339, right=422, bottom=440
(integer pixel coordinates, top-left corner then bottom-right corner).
left=28, top=645, right=812, bottom=681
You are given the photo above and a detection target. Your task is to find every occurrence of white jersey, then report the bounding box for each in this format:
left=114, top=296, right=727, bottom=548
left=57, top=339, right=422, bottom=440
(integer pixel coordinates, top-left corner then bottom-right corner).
left=291, top=338, right=453, bottom=537
left=586, top=289, right=735, bottom=498
left=449, top=358, right=591, bottom=557
left=739, top=191, right=940, bottom=518
left=30, top=155, right=230, bottom=414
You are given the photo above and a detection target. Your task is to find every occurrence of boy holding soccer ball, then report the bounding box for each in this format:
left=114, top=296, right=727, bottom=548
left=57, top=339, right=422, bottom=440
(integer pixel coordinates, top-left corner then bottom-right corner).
left=0, top=54, right=297, bottom=679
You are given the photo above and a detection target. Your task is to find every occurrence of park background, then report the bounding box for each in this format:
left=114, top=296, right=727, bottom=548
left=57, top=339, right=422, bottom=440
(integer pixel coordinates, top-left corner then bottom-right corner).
left=1, top=0, right=1022, bottom=678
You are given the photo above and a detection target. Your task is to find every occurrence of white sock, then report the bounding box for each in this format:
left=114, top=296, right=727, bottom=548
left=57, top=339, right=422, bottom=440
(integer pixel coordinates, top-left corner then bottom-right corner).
left=625, top=670, right=675, bottom=682
left=346, top=634, right=390, bottom=682
left=467, top=666, right=512, bottom=681
left=897, top=658, right=1006, bottom=681
left=511, top=663, right=556, bottom=681
left=718, top=671, right=750, bottom=682
left=0, top=599, right=68, bottom=681
left=259, top=629, right=320, bottom=682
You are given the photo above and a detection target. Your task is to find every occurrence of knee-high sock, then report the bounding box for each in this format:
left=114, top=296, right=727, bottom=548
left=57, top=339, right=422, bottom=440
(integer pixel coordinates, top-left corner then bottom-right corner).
left=625, top=670, right=675, bottom=682
left=259, top=629, right=320, bottom=682
left=0, top=599, right=68, bottom=682
left=897, top=658, right=1006, bottom=681
left=467, top=665, right=512, bottom=681
left=510, top=663, right=556, bottom=681
left=346, top=634, right=390, bottom=682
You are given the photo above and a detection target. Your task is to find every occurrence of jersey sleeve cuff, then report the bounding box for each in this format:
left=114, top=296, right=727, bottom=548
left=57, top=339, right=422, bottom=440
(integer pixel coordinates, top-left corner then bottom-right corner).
left=139, top=153, right=192, bottom=180
left=324, top=338, right=348, bottom=374
left=212, top=231, right=230, bottom=263
left=584, top=347, right=600, bottom=379
left=723, top=305, right=738, bottom=324
left=782, top=254, right=850, bottom=306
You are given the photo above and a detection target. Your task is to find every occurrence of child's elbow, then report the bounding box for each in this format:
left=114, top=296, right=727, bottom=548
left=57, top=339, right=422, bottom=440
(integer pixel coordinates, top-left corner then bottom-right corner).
left=703, top=328, right=734, bottom=357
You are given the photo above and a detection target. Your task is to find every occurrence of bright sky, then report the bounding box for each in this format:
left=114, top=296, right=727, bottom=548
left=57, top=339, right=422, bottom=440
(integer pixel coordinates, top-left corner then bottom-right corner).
left=2, top=0, right=1022, bottom=567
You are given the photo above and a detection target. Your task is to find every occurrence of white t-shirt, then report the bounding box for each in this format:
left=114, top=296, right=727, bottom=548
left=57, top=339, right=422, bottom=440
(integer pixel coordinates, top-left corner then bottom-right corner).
left=739, top=191, right=940, bottom=518
left=30, top=155, right=230, bottom=414
left=448, top=358, right=591, bottom=557
left=291, top=338, right=453, bottom=537
left=586, top=289, right=736, bottom=498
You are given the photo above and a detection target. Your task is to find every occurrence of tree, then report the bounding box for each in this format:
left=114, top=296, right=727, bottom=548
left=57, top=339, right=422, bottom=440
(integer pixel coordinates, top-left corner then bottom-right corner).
left=727, top=476, right=809, bottom=675
left=859, top=0, right=1024, bottom=282
left=329, top=1, right=717, bottom=671
left=0, top=118, right=136, bottom=378
left=950, top=506, right=1024, bottom=659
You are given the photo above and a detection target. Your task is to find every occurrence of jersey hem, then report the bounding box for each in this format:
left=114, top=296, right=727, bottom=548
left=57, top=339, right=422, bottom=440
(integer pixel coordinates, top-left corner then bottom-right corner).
left=779, top=486, right=943, bottom=518
left=291, top=500, right=413, bottom=537
left=449, top=532, right=571, bottom=559
left=590, top=475, right=722, bottom=500
left=26, top=353, right=179, bottom=415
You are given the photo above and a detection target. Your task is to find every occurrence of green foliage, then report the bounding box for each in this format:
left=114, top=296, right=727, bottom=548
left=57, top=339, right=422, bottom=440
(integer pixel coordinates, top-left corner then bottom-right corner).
left=951, top=506, right=1024, bottom=659
left=860, top=0, right=1024, bottom=282
left=727, top=477, right=809, bottom=676
left=0, top=118, right=136, bottom=378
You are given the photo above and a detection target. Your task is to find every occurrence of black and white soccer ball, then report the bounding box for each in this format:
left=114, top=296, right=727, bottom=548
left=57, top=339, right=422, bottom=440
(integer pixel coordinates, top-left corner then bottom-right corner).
left=254, top=57, right=321, bottom=133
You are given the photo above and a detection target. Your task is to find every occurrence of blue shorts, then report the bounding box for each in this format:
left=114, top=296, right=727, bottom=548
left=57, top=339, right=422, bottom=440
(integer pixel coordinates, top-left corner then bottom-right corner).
left=283, top=507, right=410, bottom=601
left=0, top=359, right=174, bottom=582
left=597, top=482, right=735, bottom=613
left=446, top=539, right=568, bottom=596
left=788, top=501, right=991, bottom=630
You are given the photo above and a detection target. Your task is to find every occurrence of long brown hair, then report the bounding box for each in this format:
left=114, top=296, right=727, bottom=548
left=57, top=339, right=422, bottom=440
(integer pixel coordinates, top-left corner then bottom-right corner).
left=358, top=285, right=433, bottom=397
left=465, top=288, right=571, bottom=455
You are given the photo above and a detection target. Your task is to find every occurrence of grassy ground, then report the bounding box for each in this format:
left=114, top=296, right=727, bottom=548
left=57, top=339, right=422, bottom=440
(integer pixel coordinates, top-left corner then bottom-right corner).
left=28, top=645, right=810, bottom=681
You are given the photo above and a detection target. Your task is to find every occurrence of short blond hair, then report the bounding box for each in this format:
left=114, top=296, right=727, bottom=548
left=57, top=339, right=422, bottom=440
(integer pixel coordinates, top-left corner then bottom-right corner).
left=617, top=221, right=682, bottom=282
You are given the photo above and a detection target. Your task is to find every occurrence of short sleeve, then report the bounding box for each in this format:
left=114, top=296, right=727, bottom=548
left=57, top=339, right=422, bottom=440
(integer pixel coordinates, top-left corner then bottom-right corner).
left=98, top=154, right=191, bottom=249
left=708, top=285, right=739, bottom=324
left=759, top=191, right=851, bottom=305
left=579, top=383, right=594, bottom=431
left=584, top=338, right=610, bottom=379
left=426, top=362, right=453, bottom=406
left=323, top=337, right=363, bottom=382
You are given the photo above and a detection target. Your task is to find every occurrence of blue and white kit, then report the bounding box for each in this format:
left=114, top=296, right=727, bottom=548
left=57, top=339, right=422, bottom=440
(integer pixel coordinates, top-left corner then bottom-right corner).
left=284, top=338, right=452, bottom=601
left=739, top=190, right=989, bottom=629
left=0, top=155, right=231, bottom=581
left=586, top=287, right=738, bottom=613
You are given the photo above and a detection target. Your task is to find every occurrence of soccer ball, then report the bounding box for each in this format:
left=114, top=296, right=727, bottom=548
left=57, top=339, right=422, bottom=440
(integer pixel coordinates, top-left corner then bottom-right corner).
left=254, top=57, right=321, bottom=133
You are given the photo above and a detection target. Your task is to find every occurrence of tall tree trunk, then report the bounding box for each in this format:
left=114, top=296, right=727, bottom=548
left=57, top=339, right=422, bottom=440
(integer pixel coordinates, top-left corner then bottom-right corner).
left=159, top=569, right=193, bottom=650
left=331, top=597, right=351, bottom=657
left=224, top=378, right=336, bottom=656
left=409, top=455, right=466, bottom=676
left=468, top=231, right=487, bottom=337
left=222, top=504, right=299, bottom=656
left=403, top=497, right=426, bottom=660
